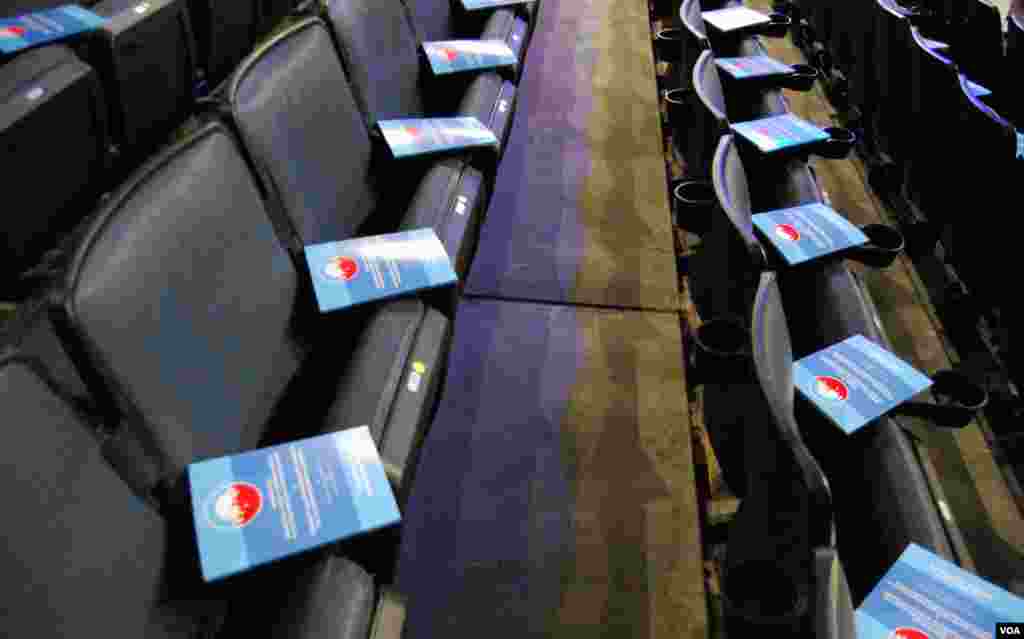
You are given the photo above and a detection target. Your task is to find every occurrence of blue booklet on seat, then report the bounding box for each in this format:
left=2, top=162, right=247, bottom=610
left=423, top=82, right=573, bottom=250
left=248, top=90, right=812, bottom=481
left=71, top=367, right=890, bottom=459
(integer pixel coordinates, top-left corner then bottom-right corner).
left=793, top=334, right=932, bottom=434
left=304, top=228, right=458, bottom=313
left=378, top=116, right=498, bottom=158
left=461, top=0, right=531, bottom=10
left=715, top=55, right=793, bottom=79
left=730, top=113, right=830, bottom=153
left=752, top=203, right=868, bottom=265
left=965, top=79, right=992, bottom=98
left=0, top=5, right=106, bottom=55
left=856, top=544, right=1024, bottom=639
left=701, top=6, right=771, bottom=32
left=422, top=39, right=517, bottom=75
left=188, top=426, right=401, bottom=582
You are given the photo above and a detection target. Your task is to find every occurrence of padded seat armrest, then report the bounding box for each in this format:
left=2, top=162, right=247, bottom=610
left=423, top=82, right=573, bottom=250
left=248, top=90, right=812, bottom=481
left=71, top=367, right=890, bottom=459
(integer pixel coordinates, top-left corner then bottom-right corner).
left=322, top=301, right=451, bottom=501
left=273, top=555, right=376, bottom=639
left=400, top=158, right=487, bottom=278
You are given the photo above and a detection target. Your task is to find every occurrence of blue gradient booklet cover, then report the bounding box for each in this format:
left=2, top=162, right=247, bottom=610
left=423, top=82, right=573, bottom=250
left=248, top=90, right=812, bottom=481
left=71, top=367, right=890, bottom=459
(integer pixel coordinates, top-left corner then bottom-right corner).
left=423, top=39, right=517, bottom=75
left=794, top=334, right=932, bottom=434
left=304, top=228, right=457, bottom=313
left=752, top=202, right=868, bottom=265
left=731, top=113, right=830, bottom=153
left=378, top=117, right=498, bottom=158
left=0, top=5, right=106, bottom=54
left=856, top=544, right=1024, bottom=639
left=715, top=55, right=793, bottom=79
left=461, top=0, right=531, bottom=10
left=701, top=6, right=771, bottom=32
left=188, top=427, right=400, bottom=582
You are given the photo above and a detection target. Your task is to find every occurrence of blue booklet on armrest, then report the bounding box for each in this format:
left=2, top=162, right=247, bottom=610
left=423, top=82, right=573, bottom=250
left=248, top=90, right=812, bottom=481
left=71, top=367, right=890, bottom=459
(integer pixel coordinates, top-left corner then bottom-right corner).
left=304, top=228, right=457, bottom=313
left=0, top=5, right=106, bottom=55
left=188, top=426, right=401, bottom=582
left=752, top=203, right=868, bottom=265
left=730, top=113, right=830, bottom=153
left=378, top=116, right=498, bottom=158
left=793, top=334, right=932, bottom=434
left=461, top=0, right=531, bottom=9
left=701, top=6, right=771, bottom=32
left=715, top=55, right=793, bottom=79
left=856, top=544, right=1024, bottom=639
left=423, top=39, right=517, bottom=75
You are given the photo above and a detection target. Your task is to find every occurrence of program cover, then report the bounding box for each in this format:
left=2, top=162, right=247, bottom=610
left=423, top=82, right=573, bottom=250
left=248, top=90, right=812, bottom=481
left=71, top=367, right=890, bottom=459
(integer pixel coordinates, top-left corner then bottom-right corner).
left=304, top=228, right=457, bottom=313
left=0, top=5, right=106, bottom=55
left=752, top=202, right=868, bottom=265
left=793, top=334, right=932, bottom=434
left=730, top=113, right=830, bottom=153
left=422, top=39, right=517, bottom=75
left=378, top=116, right=498, bottom=158
left=856, top=544, right=1024, bottom=639
left=188, top=427, right=401, bottom=582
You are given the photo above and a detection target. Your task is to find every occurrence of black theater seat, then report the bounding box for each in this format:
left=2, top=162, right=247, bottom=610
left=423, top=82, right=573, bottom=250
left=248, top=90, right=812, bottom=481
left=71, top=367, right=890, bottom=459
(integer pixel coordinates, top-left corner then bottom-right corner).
left=0, top=355, right=389, bottom=639
left=185, top=0, right=260, bottom=90
left=870, top=0, right=918, bottom=167
left=81, top=0, right=196, bottom=168
left=51, top=120, right=449, bottom=503
left=722, top=271, right=856, bottom=638
left=0, top=45, right=107, bottom=292
left=325, top=0, right=516, bottom=151
left=227, top=18, right=487, bottom=281
left=904, top=25, right=959, bottom=220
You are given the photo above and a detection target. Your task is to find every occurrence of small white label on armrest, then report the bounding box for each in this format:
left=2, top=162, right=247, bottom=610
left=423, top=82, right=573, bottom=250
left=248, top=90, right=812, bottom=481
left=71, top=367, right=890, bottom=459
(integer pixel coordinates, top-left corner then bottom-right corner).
left=498, top=100, right=508, bottom=113
left=455, top=194, right=469, bottom=215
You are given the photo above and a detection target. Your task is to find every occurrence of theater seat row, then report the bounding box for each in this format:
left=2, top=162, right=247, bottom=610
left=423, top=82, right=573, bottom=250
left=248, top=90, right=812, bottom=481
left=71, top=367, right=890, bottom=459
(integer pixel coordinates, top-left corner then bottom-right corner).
left=1, top=0, right=536, bottom=295
left=1, top=0, right=541, bottom=636
left=782, top=0, right=1024, bottom=389
left=658, top=2, right=975, bottom=634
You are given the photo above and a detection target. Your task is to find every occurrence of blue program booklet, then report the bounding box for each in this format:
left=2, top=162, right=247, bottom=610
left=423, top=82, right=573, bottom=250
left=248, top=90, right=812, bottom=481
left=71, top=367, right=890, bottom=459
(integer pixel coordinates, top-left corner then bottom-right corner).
left=701, top=6, right=771, bottom=32
left=715, top=55, right=793, bottom=79
left=304, top=228, right=457, bottom=313
left=0, top=5, right=106, bottom=54
left=752, top=203, right=869, bottom=265
left=188, top=426, right=401, bottom=582
left=378, top=116, right=498, bottom=158
left=730, top=113, right=830, bottom=153
left=461, top=0, right=531, bottom=9
left=856, top=544, right=1024, bottom=639
left=793, top=334, right=932, bottom=434
left=423, top=39, right=517, bottom=75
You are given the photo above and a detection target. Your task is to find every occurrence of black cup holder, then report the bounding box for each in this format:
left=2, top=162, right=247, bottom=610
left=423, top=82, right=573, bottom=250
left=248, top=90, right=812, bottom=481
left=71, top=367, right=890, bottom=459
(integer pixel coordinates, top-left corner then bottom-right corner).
left=890, top=370, right=988, bottom=429
left=654, top=28, right=683, bottom=63
left=688, top=316, right=751, bottom=385
left=672, top=179, right=716, bottom=235
left=723, top=560, right=806, bottom=631
left=814, top=126, right=856, bottom=159
left=783, top=64, right=819, bottom=91
left=663, top=87, right=695, bottom=131
left=846, top=224, right=905, bottom=268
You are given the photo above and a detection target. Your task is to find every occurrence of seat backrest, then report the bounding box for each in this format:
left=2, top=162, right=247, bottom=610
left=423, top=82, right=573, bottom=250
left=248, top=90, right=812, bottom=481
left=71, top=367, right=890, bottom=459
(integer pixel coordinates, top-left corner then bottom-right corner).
left=400, top=0, right=457, bottom=43
left=712, top=134, right=761, bottom=262
left=88, top=0, right=197, bottom=163
left=686, top=49, right=727, bottom=176
left=57, top=120, right=305, bottom=484
left=872, top=0, right=917, bottom=160
left=751, top=272, right=834, bottom=552
left=0, top=356, right=210, bottom=639
left=185, top=0, right=260, bottom=90
left=229, top=18, right=386, bottom=246
left=325, top=0, right=427, bottom=123
left=1, top=44, right=108, bottom=281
